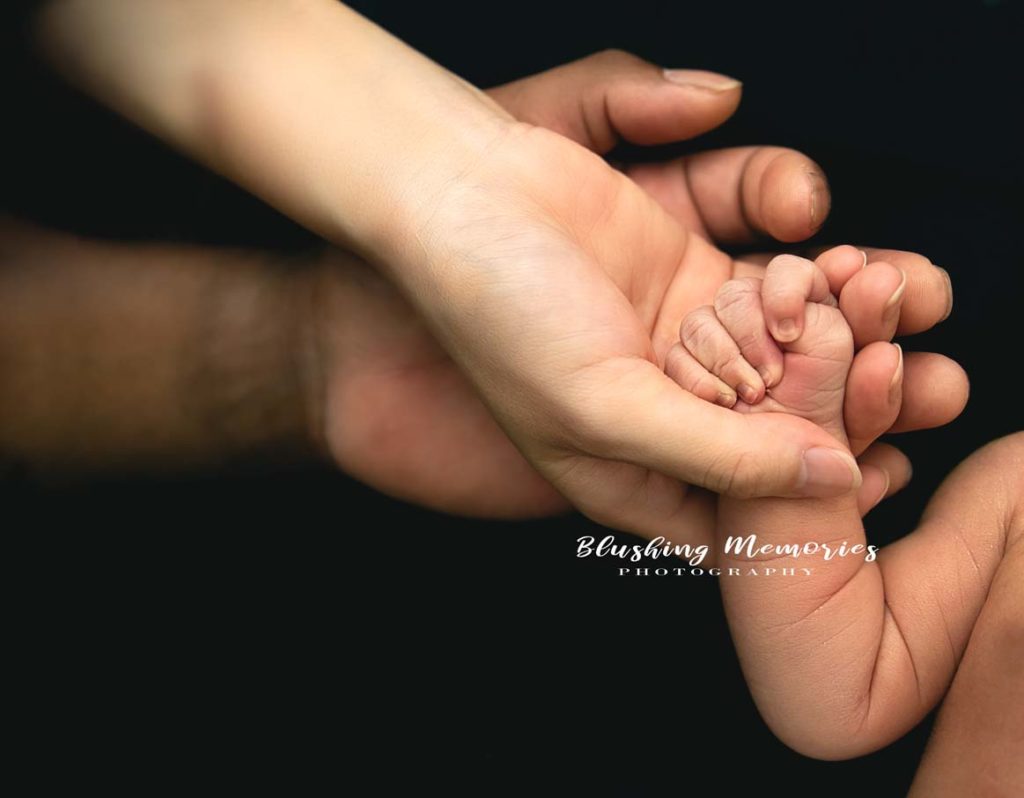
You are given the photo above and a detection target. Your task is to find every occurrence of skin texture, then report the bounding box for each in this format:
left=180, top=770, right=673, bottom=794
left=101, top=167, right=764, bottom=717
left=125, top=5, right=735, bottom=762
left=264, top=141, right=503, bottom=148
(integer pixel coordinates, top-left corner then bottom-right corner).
left=908, top=480, right=1024, bottom=797
left=0, top=221, right=319, bottom=473
left=682, top=257, right=1022, bottom=763
left=33, top=2, right=964, bottom=543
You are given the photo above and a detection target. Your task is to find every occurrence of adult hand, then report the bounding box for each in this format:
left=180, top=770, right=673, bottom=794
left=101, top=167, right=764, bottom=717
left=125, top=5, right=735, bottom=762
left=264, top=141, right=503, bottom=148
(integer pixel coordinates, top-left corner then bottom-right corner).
left=314, top=51, right=965, bottom=530
left=37, top=5, right=964, bottom=540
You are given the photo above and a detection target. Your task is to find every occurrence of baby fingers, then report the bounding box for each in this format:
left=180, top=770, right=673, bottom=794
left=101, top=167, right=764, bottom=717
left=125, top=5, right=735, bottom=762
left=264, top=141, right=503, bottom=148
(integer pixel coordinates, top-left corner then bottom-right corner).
left=713, top=277, right=785, bottom=389
left=761, top=254, right=836, bottom=343
left=665, top=342, right=738, bottom=407
left=677, top=305, right=766, bottom=404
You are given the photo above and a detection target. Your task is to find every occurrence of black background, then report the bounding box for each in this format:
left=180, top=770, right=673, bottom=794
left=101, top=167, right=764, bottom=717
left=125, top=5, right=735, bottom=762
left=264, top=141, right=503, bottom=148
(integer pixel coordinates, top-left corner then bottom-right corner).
left=4, top=1, right=1022, bottom=793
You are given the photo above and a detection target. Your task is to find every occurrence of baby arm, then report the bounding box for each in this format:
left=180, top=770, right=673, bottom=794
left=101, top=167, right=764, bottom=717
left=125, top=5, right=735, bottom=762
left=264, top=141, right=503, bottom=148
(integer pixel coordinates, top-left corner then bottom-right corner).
left=678, top=251, right=1023, bottom=759
left=717, top=433, right=1022, bottom=760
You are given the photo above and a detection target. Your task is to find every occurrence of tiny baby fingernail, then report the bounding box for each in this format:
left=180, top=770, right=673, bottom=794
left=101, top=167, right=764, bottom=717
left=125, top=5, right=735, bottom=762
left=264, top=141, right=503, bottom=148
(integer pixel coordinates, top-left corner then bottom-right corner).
left=739, top=383, right=760, bottom=404
left=859, top=250, right=868, bottom=269
left=757, top=366, right=777, bottom=388
left=797, top=448, right=862, bottom=497
left=716, top=391, right=737, bottom=408
left=662, top=69, right=742, bottom=91
left=775, top=318, right=799, bottom=342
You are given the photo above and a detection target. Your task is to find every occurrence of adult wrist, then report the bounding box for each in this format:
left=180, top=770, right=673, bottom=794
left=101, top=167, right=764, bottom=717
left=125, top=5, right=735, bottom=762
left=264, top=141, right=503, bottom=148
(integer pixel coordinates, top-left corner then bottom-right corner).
left=35, top=0, right=515, bottom=284
left=192, top=249, right=329, bottom=469
left=0, top=227, right=327, bottom=474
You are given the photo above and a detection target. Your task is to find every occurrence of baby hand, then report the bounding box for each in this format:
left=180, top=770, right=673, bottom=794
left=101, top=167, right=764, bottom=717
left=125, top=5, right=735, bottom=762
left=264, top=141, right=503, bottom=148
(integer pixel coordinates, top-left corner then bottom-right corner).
left=672, top=249, right=859, bottom=445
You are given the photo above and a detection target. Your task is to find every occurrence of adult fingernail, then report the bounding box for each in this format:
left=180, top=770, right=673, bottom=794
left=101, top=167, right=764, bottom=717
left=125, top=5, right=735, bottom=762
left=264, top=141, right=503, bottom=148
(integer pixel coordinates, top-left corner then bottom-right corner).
left=797, top=447, right=862, bottom=497
left=888, top=343, right=904, bottom=403
left=662, top=69, right=742, bottom=91
left=774, top=318, right=799, bottom=342
left=936, top=266, right=953, bottom=321
left=807, top=171, right=830, bottom=229
left=882, top=269, right=907, bottom=324
left=868, top=469, right=891, bottom=511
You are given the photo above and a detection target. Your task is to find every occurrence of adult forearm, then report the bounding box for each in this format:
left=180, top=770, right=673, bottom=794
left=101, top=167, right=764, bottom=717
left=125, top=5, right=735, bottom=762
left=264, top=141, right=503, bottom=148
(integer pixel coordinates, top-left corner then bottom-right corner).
left=0, top=222, right=322, bottom=474
left=34, top=0, right=512, bottom=262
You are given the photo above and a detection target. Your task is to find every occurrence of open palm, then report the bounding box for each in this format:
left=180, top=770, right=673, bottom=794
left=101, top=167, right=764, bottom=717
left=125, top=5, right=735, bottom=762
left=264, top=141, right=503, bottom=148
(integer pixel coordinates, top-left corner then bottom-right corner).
left=317, top=52, right=963, bottom=542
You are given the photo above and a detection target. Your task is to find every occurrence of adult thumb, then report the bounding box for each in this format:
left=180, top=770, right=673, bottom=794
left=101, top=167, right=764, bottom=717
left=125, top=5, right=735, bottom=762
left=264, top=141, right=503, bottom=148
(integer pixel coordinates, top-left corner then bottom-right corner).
left=585, top=360, right=862, bottom=499
left=486, top=49, right=742, bottom=154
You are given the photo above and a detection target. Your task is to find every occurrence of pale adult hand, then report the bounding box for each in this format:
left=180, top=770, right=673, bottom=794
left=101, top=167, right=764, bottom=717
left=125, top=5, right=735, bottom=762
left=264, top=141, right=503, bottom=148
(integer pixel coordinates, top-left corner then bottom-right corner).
left=314, top=51, right=964, bottom=534
left=36, top=5, right=964, bottom=540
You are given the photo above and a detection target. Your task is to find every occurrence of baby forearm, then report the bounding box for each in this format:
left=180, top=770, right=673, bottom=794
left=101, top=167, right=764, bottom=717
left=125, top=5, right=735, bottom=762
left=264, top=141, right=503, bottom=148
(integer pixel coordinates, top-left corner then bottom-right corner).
left=716, top=491, right=892, bottom=758
left=718, top=433, right=1024, bottom=759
